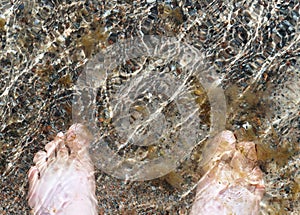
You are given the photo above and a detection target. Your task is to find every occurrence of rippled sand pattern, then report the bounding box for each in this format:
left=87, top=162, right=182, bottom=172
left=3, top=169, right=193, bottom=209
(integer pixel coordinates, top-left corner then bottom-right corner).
left=0, top=0, right=299, bottom=214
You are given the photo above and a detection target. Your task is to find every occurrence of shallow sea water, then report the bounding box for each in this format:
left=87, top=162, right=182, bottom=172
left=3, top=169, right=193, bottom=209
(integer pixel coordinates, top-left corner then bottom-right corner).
left=0, top=0, right=299, bottom=214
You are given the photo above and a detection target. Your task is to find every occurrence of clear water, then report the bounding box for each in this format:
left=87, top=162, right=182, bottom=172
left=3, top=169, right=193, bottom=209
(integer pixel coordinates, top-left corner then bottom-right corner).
left=0, top=0, right=299, bottom=214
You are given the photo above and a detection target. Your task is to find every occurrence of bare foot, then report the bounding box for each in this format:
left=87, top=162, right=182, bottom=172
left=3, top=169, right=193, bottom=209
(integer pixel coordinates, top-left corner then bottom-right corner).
left=190, top=130, right=265, bottom=215
left=27, top=124, right=98, bottom=215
